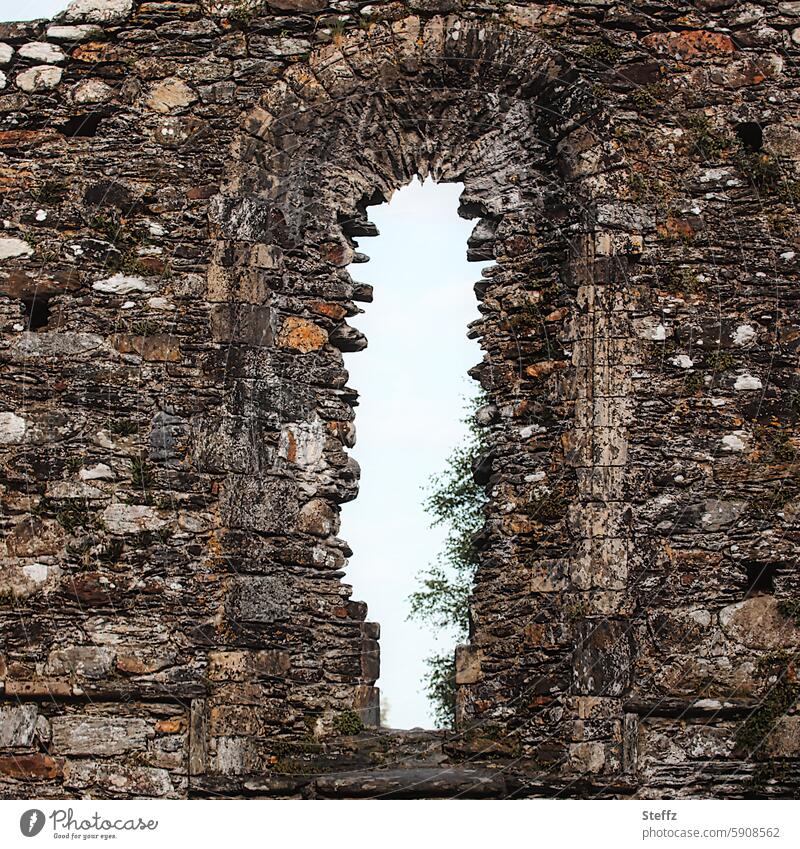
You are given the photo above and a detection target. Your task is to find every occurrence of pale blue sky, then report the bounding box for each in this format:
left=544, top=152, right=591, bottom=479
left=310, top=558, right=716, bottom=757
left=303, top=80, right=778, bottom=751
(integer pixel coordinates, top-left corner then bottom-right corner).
left=1, top=1, right=67, bottom=18
left=342, top=178, right=479, bottom=727
left=1, top=0, right=481, bottom=728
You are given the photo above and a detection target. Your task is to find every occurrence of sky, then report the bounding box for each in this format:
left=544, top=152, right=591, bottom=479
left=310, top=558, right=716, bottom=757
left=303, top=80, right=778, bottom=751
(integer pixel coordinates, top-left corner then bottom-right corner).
left=342, top=179, right=479, bottom=727
left=1, top=1, right=67, bottom=18
left=0, top=0, right=483, bottom=728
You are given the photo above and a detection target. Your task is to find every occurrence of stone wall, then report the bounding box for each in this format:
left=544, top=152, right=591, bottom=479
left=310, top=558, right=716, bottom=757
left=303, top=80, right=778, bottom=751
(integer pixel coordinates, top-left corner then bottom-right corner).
left=1, top=0, right=799, bottom=798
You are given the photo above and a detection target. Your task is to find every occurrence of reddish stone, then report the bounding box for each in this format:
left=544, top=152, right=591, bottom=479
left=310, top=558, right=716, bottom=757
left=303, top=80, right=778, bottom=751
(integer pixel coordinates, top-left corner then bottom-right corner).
left=309, top=300, right=347, bottom=320
left=186, top=184, right=220, bottom=200
left=0, top=131, right=52, bottom=150
left=0, top=268, right=82, bottom=299
left=0, top=754, right=63, bottom=781
left=641, top=30, right=735, bottom=59
left=112, top=333, right=181, bottom=362
left=525, top=359, right=568, bottom=380
left=5, top=680, right=72, bottom=697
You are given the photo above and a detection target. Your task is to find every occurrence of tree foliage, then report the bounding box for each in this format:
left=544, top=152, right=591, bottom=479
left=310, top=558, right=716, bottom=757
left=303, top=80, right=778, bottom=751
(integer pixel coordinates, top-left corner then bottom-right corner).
left=408, top=394, right=489, bottom=727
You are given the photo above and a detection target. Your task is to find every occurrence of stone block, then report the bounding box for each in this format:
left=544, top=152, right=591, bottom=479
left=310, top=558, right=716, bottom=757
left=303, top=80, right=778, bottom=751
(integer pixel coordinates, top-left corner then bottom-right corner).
left=0, top=704, right=38, bottom=747
left=51, top=717, right=152, bottom=756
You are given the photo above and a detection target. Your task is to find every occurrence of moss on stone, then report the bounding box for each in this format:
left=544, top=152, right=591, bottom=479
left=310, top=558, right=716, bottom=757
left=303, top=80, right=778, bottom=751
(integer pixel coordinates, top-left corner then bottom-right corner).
left=333, top=709, right=364, bottom=736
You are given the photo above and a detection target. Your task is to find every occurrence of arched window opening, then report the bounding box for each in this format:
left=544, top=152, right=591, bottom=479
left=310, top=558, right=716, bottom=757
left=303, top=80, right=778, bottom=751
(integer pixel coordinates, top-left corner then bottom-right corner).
left=341, top=177, right=483, bottom=730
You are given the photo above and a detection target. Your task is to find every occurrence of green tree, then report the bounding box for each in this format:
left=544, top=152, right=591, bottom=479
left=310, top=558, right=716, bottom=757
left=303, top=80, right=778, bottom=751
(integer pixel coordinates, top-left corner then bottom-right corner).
left=408, top=394, right=489, bottom=727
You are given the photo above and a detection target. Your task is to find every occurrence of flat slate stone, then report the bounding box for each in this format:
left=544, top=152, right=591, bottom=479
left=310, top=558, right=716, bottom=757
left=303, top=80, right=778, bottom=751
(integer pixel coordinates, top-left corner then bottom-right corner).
left=313, top=767, right=507, bottom=799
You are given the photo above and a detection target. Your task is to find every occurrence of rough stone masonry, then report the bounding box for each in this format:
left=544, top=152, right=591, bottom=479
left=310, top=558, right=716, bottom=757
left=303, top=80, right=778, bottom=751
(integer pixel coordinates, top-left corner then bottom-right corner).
left=0, top=0, right=799, bottom=799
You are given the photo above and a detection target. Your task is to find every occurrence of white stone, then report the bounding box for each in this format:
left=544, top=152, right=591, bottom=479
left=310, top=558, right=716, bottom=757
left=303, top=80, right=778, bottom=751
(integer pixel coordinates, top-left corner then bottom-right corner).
left=71, top=78, right=113, bottom=104
left=92, top=273, right=155, bottom=295
left=732, top=324, right=756, bottom=347
left=0, top=43, right=12, bottom=66
left=0, top=237, right=34, bottom=259
left=63, top=0, right=133, bottom=24
left=640, top=322, right=666, bottom=341
left=13, top=331, right=103, bottom=358
left=780, top=250, right=796, bottom=261
left=0, top=71, right=6, bottom=91
left=145, top=77, right=197, bottom=114
left=101, top=504, right=165, bottom=534
left=35, top=209, right=47, bottom=221
left=148, top=297, right=173, bottom=310
left=734, top=373, right=762, bottom=391
left=79, top=463, right=115, bottom=481
left=46, top=24, right=102, bottom=41
left=278, top=416, right=325, bottom=468
left=16, top=65, right=63, bottom=93
left=669, top=354, right=694, bottom=369
left=22, top=562, right=50, bottom=583
left=721, top=431, right=747, bottom=452
left=0, top=412, right=28, bottom=443
left=18, top=42, right=66, bottom=64
left=46, top=480, right=106, bottom=500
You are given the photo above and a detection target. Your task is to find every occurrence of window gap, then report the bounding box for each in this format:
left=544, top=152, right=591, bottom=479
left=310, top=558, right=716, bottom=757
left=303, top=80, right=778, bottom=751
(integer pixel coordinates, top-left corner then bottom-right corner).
left=341, top=176, right=481, bottom=730
left=736, top=122, right=763, bottom=152
left=22, top=294, right=51, bottom=331
left=744, top=560, right=777, bottom=596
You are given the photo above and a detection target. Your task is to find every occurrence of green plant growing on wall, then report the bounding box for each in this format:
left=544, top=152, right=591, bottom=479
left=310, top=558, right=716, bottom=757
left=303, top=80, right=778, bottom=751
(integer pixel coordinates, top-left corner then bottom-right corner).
left=687, top=114, right=731, bottom=160
left=735, top=654, right=799, bottom=758
left=408, top=394, right=489, bottom=727
left=333, top=709, right=364, bottom=736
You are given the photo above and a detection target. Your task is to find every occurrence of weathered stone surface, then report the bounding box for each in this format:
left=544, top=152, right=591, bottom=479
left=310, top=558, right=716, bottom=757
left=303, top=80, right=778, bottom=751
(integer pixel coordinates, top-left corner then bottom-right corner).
left=0, top=0, right=798, bottom=803
left=46, top=24, right=102, bottom=41
left=45, top=647, right=116, bottom=679
left=641, top=30, right=736, bottom=59
left=18, top=42, right=66, bottom=64
left=0, top=237, right=33, bottom=259
left=145, top=78, right=197, bottom=114
left=0, top=411, right=28, bottom=443
left=720, top=596, right=800, bottom=650
left=63, top=761, right=174, bottom=796
left=276, top=316, right=328, bottom=352
left=71, top=78, right=113, bottom=104
left=51, top=717, right=151, bottom=755
left=0, top=704, right=38, bottom=746
left=15, top=65, right=63, bottom=92
left=101, top=504, right=166, bottom=534
left=62, top=0, right=133, bottom=24
left=92, top=273, right=155, bottom=295
left=0, top=754, right=63, bottom=781
left=314, top=767, right=506, bottom=799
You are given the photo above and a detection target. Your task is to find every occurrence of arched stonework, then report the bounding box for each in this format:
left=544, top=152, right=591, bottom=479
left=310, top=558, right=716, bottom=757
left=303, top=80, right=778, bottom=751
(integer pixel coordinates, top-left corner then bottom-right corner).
left=206, top=14, right=639, bottom=784
left=1, top=0, right=799, bottom=799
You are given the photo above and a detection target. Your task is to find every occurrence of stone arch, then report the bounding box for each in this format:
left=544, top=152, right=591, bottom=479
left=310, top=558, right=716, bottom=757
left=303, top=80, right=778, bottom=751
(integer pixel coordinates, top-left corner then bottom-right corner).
left=200, top=14, right=642, bottom=781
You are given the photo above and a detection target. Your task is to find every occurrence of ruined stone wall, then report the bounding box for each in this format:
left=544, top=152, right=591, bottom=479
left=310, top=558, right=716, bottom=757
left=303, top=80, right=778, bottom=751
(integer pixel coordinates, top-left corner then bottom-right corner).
left=1, top=0, right=799, bottom=799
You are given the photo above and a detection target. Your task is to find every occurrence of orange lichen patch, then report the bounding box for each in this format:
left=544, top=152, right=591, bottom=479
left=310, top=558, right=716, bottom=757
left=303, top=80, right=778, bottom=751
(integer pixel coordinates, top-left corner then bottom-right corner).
left=642, top=30, right=735, bottom=59
left=545, top=306, right=569, bottom=322
left=155, top=718, right=186, bottom=734
left=0, top=754, right=63, bottom=781
left=658, top=216, right=697, bottom=241
left=284, top=430, right=297, bottom=463
left=112, top=334, right=181, bottom=362
left=72, top=42, right=132, bottom=64
left=309, top=300, right=347, bottom=320
left=277, top=316, right=328, bottom=352
left=0, top=130, right=56, bottom=150
left=525, top=359, right=568, bottom=380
